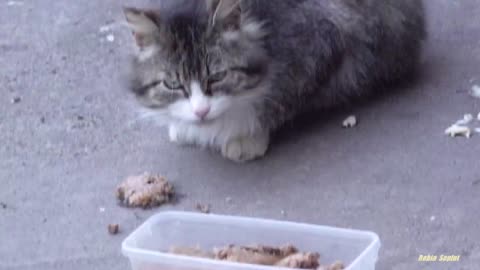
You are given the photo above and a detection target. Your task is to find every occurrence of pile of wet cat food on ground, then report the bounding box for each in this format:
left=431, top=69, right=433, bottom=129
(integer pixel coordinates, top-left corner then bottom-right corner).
left=169, top=244, right=344, bottom=270
left=116, top=173, right=175, bottom=208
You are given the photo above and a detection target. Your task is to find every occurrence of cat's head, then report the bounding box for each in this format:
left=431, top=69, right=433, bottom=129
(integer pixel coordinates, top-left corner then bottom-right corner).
left=124, top=0, right=271, bottom=123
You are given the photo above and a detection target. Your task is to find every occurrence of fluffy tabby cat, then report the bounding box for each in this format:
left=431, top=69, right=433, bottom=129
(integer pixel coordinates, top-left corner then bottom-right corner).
left=124, top=0, right=425, bottom=162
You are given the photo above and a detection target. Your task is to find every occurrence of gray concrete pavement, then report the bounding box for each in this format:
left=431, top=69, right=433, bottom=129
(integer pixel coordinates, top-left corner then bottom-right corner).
left=1, top=1, right=480, bottom=270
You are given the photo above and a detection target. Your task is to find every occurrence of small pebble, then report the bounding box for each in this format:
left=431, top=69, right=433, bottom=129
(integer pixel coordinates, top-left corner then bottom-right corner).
left=11, top=96, right=21, bottom=104
left=471, top=85, right=480, bottom=98
left=1, top=202, right=7, bottom=209
left=99, top=207, right=106, bottom=213
left=40, top=117, right=46, bottom=123
left=225, top=197, right=233, bottom=203
left=430, top=216, right=436, bottom=222
left=108, top=224, right=120, bottom=235
left=342, top=115, right=357, bottom=128
left=106, top=34, right=115, bottom=42
left=195, top=203, right=210, bottom=214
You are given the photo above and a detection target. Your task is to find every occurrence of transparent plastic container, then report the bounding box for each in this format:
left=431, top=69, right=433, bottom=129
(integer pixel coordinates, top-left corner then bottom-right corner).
left=122, top=211, right=380, bottom=270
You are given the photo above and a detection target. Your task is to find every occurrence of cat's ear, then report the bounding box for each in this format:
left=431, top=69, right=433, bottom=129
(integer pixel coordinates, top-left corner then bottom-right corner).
left=123, top=7, right=160, bottom=49
left=206, top=0, right=241, bottom=28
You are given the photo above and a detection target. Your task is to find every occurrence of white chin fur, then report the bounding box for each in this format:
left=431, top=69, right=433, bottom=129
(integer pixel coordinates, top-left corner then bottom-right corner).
left=168, top=95, right=262, bottom=148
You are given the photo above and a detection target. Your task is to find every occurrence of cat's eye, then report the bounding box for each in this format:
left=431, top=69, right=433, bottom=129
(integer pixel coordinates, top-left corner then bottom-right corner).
left=208, top=71, right=228, bottom=84
left=163, top=79, right=183, bottom=90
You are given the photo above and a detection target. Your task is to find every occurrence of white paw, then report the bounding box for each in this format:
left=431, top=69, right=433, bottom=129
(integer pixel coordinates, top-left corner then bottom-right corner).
left=168, top=125, right=189, bottom=145
left=221, top=134, right=269, bottom=162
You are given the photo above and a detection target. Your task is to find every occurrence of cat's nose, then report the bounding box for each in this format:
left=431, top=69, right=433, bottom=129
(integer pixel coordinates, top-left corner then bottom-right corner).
left=194, top=107, right=210, bottom=119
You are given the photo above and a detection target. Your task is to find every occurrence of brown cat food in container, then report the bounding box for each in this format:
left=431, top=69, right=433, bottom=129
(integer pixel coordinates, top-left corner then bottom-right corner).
left=121, top=212, right=380, bottom=270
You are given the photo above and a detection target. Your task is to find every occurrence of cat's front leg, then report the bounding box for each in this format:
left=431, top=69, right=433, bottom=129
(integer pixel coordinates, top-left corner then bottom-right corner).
left=221, top=132, right=270, bottom=162
left=168, top=124, right=191, bottom=146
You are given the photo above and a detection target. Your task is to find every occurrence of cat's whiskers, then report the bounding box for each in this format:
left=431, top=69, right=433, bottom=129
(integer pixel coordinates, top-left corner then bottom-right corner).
left=130, top=108, right=169, bottom=126
left=136, top=108, right=160, bottom=120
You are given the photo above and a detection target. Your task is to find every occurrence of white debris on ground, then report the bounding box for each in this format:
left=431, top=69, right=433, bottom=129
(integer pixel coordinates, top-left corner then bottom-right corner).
left=99, top=22, right=119, bottom=43
left=445, top=125, right=471, bottom=138
left=106, top=34, right=115, bottom=42
left=342, top=115, right=357, bottom=128
left=443, top=83, right=480, bottom=138
left=99, top=22, right=122, bottom=33
left=455, top=114, right=473, bottom=125
left=99, top=25, right=111, bottom=33
left=471, top=85, right=480, bottom=98
left=7, top=1, right=24, bottom=6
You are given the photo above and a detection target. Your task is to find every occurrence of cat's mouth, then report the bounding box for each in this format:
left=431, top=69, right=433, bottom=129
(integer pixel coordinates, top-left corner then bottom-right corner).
left=189, top=117, right=217, bottom=126
left=196, top=120, right=215, bottom=126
